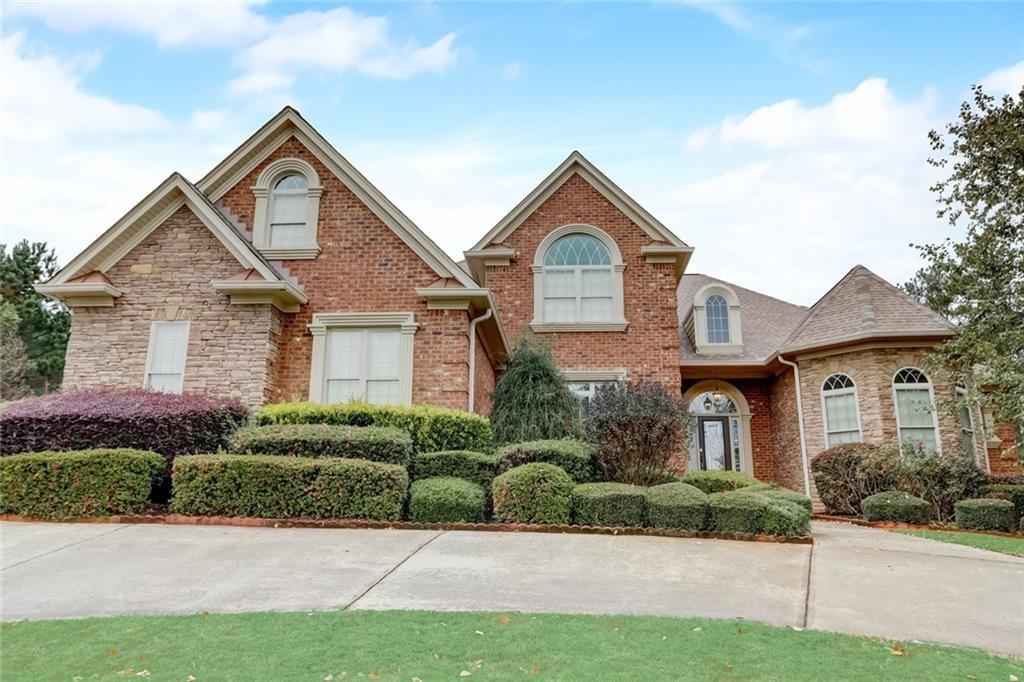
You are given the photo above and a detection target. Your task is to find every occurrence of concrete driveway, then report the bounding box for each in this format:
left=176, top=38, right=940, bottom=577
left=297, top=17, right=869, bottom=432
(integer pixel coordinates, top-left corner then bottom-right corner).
left=2, top=520, right=1021, bottom=656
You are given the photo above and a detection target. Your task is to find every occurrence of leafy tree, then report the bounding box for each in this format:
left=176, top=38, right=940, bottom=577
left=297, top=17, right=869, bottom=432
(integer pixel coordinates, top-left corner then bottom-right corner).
left=489, top=336, right=579, bottom=444
left=0, top=241, right=70, bottom=392
left=903, top=85, right=1024, bottom=435
left=0, top=301, right=31, bottom=400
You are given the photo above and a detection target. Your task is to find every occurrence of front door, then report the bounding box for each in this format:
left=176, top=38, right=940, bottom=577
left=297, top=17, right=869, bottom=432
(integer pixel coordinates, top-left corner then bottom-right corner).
left=698, top=417, right=732, bottom=471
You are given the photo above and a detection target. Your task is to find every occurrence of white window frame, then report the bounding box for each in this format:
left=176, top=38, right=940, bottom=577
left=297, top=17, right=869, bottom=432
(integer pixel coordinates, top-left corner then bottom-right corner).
left=143, top=320, right=191, bottom=394
left=307, top=312, right=418, bottom=405
left=562, top=369, right=627, bottom=418
left=955, top=384, right=978, bottom=457
left=531, top=224, right=627, bottom=333
left=820, top=373, right=863, bottom=448
left=892, top=366, right=942, bottom=455
left=251, top=157, right=323, bottom=259
left=691, top=283, right=743, bottom=355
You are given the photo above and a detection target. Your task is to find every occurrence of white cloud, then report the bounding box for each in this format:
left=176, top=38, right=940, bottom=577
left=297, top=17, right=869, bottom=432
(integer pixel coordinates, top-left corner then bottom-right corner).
left=6, top=1, right=269, bottom=48
left=501, top=62, right=523, bottom=80
left=189, top=109, right=229, bottom=133
left=979, top=61, right=1024, bottom=97
left=227, top=71, right=295, bottom=97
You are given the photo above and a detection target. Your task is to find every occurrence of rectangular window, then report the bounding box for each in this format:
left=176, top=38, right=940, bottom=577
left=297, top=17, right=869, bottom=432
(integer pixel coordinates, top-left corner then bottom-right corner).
left=542, top=267, right=614, bottom=323
left=824, top=391, right=861, bottom=446
left=895, top=387, right=938, bottom=452
left=144, top=321, right=190, bottom=394
left=956, top=387, right=976, bottom=455
left=323, top=328, right=402, bottom=406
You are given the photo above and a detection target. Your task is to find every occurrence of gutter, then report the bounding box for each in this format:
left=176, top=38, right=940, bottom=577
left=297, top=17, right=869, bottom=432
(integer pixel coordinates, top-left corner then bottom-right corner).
left=778, top=354, right=812, bottom=497
left=467, top=308, right=494, bottom=413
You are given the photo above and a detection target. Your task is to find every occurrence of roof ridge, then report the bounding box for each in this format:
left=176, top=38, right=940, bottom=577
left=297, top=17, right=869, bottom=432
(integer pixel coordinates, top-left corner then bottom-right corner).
left=684, top=273, right=807, bottom=311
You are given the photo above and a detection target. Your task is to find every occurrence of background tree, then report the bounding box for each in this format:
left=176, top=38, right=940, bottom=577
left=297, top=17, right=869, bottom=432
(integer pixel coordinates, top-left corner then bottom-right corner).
left=0, top=301, right=31, bottom=400
left=489, top=335, right=579, bottom=444
left=902, top=85, right=1023, bottom=435
left=0, top=241, right=70, bottom=392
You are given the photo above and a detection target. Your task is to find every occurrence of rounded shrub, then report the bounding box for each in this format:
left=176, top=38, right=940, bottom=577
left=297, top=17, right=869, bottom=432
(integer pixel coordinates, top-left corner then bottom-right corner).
left=707, top=491, right=770, bottom=534
left=739, top=484, right=813, bottom=511
left=980, top=483, right=1024, bottom=520
left=409, top=477, right=486, bottom=523
left=762, top=499, right=811, bottom=537
left=645, top=482, right=708, bottom=531
left=810, top=442, right=897, bottom=515
left=491, top=463, right=574, bottom=525
left=229, top=423, right=412, bottom=465
left=681, top=470, right=760, bottom=494
left=498, top=439, right=591, bottom=482
left=571, top=482, right=647, bottom=527
left=413, top=450, right=500, bottom=488
left=954, top=498, right=1016, bottom=532
left=861, top=491, right=932, bottom=524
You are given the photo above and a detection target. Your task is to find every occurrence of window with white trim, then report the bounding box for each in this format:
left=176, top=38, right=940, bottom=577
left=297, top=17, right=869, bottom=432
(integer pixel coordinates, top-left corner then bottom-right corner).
left=144, top=321, right=190, bottom=394
left=955, top=384, right=977, bottom=455
left=542, top=234, right=614, bottom=323
left=566, top=379, right=616, bottom=417
left=893, top=367, right=940, bottom=453
left=705, top=294, right=731, bottom=343
left=251, top=158, right=323, bottom=258
left=268, top=174, right=309, bottom=247
left=821, top=373, right=861, bottom=447
left=690, top=283, right=743, bottom=355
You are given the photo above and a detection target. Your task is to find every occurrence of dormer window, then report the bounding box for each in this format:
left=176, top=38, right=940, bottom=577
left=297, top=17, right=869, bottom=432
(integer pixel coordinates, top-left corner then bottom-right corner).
left=251, top=158, right=323, bottom=259
left=689, top=283, right=743, bottom=355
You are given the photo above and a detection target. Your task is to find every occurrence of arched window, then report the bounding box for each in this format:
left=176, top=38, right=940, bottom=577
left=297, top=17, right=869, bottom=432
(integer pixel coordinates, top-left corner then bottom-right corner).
left=705, top=294, right=731, bottom=343
left=251, top=158, right=323, bottom=258
left=532, top=226, right=626, bottom=331
left=893, top=367, right=940, bottom=454
left=821, top=373, right=861, bottom=447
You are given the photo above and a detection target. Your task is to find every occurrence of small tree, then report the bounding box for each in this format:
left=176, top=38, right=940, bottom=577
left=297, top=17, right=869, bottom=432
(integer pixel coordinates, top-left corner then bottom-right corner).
left=585, top=381, right=687, bottom=485
left=0, top=300, right=31, bottom=400
left=489, top=336, right=579, bottom=444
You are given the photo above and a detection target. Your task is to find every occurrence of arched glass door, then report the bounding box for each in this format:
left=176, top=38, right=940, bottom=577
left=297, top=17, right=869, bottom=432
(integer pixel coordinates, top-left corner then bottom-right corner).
left=689, top=391, right=743, bottom=472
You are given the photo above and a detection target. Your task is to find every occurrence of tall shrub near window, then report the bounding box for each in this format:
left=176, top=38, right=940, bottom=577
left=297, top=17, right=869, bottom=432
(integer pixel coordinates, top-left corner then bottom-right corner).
left=585, top=381, right=687, bottom=486
left=489, top=336, right=579, bottom=444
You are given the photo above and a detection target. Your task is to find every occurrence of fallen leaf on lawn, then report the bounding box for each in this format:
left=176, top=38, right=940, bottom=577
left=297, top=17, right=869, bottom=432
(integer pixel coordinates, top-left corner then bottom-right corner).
left=474, top=630, right=485, bottom=636
left=433, top=654, right=443, bottom=661
left=412, top=677, right=423, bottom=682
left=692, top=627, right=702, bottom=633
left=368, top=672, right=379, bottom=679
left=790, top=626, right=803, bottom=632
left=109, top=649, right=117, bottom=656
left=136, top=672, right=151, bottom=678
left=324, top=676, right=333, bottom=681
left=186, top=677, right=197, bottom=682
left=662, top=636, right=667, bottom=640
left=1010, top=676, right=1019, bottom=682
left=890, top=643, right=906, bottom=656
left=498, top=615, right=511, bottom=625
left=459, top=671, right=472, bottom=677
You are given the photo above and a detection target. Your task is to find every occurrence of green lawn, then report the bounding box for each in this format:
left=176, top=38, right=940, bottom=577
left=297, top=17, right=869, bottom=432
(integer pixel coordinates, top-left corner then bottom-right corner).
left=2, top=610, right=1020, bottom=681
left=894, top=528, right=1024, bottom=557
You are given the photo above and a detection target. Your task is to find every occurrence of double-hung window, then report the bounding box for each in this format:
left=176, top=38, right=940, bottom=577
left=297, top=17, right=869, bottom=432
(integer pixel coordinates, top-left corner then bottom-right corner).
left=144, top=321, right=190, bottom=393
left=542, top=234, right=614, bottom=323
left=893, top=367, right=940, bottom=454
left=821, top=373, right=861, bottom=447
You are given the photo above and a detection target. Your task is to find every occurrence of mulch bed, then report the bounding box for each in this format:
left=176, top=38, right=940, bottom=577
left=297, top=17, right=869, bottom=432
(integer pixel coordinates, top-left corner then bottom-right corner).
left=0, top=512, right=813, bottom=545
left=812, top=513, right=1023, bottom=539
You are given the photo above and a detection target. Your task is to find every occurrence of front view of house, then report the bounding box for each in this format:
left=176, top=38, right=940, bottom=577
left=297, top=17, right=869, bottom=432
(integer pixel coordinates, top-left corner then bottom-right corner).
left=39, top=107, right=1019, bottom=492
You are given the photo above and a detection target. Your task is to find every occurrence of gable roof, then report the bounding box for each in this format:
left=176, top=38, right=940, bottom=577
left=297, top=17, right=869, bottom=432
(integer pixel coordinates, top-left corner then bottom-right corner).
left=780, top=265, right=953, bottom=354
left=196, top=106, right=479, bottom=289
left=469, top=151, right=693, bottom=256
left=678, top=274, right=808, bottom=364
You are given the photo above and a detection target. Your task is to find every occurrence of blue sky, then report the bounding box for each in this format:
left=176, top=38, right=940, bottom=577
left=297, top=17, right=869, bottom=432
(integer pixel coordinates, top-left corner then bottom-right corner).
left=2, top=1, right=1022, bottom=304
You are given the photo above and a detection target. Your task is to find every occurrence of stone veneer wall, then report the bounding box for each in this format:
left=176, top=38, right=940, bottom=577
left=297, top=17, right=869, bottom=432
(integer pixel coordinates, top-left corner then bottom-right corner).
left=481, top=173, right=681, bottom=394
left=62, top=205, right=275, bottom=408
left=217, top=136, right=488, bottom=410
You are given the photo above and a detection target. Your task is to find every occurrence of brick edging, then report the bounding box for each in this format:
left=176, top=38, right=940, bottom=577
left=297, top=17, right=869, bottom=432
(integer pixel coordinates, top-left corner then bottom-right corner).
left=812, top=513, right=1023, bottom=539
left=0, top=514, right=813, bottom=545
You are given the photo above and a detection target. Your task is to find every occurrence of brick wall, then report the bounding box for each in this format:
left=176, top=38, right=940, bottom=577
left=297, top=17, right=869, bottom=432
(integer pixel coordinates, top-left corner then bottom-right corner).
left=988, top=420, right=1022, bottom=476
left=769, top=368, right=805, bottom=491
left=217, top=136, right=485, bottom=410
left=472, top=332, right=495, bottom=414
left=481, top=173, right=680, bottom=394
left=62, top=205, right=274, bottom=408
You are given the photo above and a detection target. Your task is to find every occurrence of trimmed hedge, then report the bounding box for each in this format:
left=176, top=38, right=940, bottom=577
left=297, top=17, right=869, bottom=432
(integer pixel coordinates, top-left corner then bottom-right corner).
left=707, top=490, right=810, bottom=536
left=229, top=423, right=412, bottom=465
left=257, top=402, right=492, bottom=453
left=571, top=482, right=647, bottom=527
left=645, top=483, right=708, bottom=531
left=0, top=449, right=164, bottom=520
left=981, top=483, right=1024, bottom=519
left=739, top=484, right=813, bottom=511
left=170, top=455, right=407, bottom=521
left=762, top=499, right=811, bottom=537
left=861, top=491, right=931, bottom=524
left=412, top=450, right=500, bottom=488
left=409, top=477, right=486, bottom=523
left=497, top=439, right=591, bottom=482
left=0, top=388, right=247, bottom=457
left=681, top=470, right=760, bottom=494
left=491, top=463, right=574, bottom=525
left=954, top=498, right=1017, bottom=532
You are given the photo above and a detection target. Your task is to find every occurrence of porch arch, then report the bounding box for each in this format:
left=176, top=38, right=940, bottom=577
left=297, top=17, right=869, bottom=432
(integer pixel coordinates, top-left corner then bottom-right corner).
left=682, top=380, right=754, bottom=475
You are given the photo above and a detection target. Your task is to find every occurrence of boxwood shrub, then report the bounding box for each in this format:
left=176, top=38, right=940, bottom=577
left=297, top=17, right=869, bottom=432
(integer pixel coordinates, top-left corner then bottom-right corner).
left=762, top=499, right=811, bottom=537
left=645, top=482, right=708, bottom=531
left=257, top=401, right=492, bottom=453
left=408, top=477, right=486, bottom=523
left=861, top=491, right=931, bottom=524
left=681, top=470, right=760, bottom=494
left=980, top=483, right=1024, bottom=519
left=739, top=484, right=813, bottom=511
left=954, top=498, right=1016, bottom=532
left=0, top=449, right=164, bottom=520
left=571, top=482, right=647, bottom=527
left=497, top=439, right=591, bottom=482
left=707, top=490, right=810, bottom=536
left=229, top=423, right=412, bottom=465
left=491, top=463, right=574, bottom=525
left=412, top=450, right=500, bottom=488
left=170, top=455, right=407, bottom=521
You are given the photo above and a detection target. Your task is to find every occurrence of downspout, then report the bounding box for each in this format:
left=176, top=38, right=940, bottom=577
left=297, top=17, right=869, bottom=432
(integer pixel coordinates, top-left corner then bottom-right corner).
left=778, top=354, right=812, bottom=497
left=467, top=308, right=493, bottom=413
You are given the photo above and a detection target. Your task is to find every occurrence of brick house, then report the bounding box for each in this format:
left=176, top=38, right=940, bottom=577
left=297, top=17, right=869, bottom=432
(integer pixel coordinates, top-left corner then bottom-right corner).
left=39, top=107, right=1018, bottom=491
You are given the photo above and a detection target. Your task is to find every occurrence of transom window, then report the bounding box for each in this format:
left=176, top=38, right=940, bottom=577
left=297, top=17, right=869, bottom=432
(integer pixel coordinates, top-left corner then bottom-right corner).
left=821, top=373, right=861, bottom=447
left=269, top=173, right=309, bottom=248
left=705, top=294, right=731, bottom=343
left=542, top=234, right=614, bottom=323
left=893, top=367, right=940, bottom=454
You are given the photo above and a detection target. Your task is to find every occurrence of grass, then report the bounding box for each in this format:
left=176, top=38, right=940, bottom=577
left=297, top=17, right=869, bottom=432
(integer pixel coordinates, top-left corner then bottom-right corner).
left=894, top=528, right=1024, bottom=558
left=2, top=610, right=1020, bottom=681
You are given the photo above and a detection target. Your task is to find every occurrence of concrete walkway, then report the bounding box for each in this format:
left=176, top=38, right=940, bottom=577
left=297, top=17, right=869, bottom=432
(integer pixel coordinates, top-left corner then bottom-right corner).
left=2, top=520, right=1021, bottom=656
